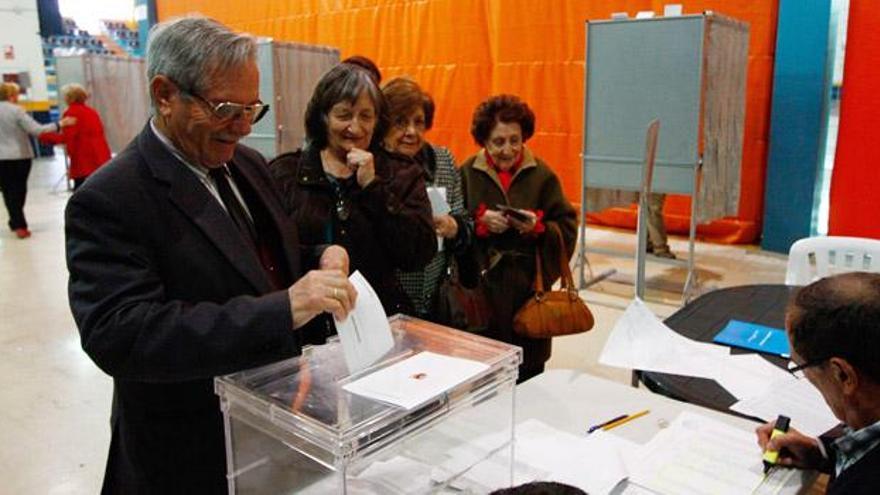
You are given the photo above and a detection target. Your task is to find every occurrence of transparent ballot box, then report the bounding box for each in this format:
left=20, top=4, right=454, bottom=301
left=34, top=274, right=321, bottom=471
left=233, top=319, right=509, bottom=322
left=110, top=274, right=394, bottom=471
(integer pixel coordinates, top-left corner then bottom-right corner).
left=215, top=315, right=522, bottom=494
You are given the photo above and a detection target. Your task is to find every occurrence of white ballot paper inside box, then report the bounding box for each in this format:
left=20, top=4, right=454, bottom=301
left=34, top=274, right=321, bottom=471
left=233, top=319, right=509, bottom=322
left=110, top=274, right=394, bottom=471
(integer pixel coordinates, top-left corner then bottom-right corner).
left=334, top=270, right=395, bottom=373
left=343, top=351, right=489, bottom=410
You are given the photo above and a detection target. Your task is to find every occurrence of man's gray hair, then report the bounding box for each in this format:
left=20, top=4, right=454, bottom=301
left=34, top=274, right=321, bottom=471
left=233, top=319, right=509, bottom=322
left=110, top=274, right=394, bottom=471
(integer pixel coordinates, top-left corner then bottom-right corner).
left=147, top=16, right=256, bottom=103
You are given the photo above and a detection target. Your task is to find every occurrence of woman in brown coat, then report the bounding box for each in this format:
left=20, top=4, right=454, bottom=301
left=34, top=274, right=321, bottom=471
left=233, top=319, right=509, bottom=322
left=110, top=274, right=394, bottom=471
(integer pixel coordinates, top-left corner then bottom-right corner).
left=270, top=63, right=436, bottom=343
left=460, top=94, right=577, bottom=382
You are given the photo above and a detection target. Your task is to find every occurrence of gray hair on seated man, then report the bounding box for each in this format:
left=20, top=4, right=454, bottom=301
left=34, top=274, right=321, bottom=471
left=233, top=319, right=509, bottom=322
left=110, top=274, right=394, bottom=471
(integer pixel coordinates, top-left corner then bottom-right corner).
left=146, top=16, right=257, bottom=106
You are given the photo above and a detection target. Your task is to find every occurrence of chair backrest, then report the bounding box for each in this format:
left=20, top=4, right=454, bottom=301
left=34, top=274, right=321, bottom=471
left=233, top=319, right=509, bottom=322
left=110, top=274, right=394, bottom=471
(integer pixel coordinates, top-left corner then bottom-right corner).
left=786, top=236, right=880, bottom=285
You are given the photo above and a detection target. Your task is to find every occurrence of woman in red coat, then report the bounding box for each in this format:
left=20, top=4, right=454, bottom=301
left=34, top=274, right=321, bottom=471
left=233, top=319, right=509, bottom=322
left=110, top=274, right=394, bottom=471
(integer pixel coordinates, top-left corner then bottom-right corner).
left=41, top=83, right=111, bottom=189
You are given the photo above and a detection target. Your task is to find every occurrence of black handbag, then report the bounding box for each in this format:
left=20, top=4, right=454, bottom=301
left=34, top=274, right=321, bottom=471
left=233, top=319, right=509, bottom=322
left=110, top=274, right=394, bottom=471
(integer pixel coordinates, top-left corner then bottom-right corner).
left=434, top=259, right=491, bottom=333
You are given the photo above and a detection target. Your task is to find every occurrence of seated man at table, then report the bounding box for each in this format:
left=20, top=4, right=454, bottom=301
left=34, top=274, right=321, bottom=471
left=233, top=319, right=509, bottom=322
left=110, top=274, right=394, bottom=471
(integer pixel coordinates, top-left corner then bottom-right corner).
left=756, top=272, right=880, bottom=495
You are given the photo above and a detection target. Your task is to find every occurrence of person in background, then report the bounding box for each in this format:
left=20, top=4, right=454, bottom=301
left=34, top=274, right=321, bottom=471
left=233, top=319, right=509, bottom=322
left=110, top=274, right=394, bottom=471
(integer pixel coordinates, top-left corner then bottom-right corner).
left=270, top=63, right=435, bottom=342
left=381, top=77, right=473, bottom=321
left=0, top=82, right=75, bottom=238
left=342, top=54, right=382, bottom=84
left=460, top=94, right=577, bottom=382
left=40, top=83, right=112, bottom=190
left=646, top=192, right=675, bottom=258
left=755, top=272, right=880, bottom=495
left=66, top=16, right=356, bottom=493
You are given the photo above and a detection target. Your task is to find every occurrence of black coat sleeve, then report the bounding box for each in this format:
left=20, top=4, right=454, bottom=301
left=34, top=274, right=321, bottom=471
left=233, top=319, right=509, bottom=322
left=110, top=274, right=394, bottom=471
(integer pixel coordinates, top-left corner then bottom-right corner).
left=66, top=184, right=299, bottom=383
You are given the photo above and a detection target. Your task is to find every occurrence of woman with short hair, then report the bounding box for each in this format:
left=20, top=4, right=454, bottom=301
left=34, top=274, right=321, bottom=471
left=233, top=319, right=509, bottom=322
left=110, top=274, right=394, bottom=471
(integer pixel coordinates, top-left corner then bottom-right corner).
left=0, top=82, right=74, bottom=238
left=40, top=83, right=112, bottom=190
left=381, top=77, right=473, bottom=321
left=460, top=94, right=577, bottom=382
left=270, top=64, right=436, bottom=342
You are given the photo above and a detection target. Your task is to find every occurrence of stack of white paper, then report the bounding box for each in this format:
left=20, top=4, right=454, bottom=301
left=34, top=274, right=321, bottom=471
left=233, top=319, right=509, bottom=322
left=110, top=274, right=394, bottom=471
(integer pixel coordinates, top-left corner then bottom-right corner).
left=731, top=377, right=840, bottom=437
left=443, top=419, right=635, bottom=494
left=599, top=298, right=728, bottom=380
left=600, top=299, right=839, bottom=436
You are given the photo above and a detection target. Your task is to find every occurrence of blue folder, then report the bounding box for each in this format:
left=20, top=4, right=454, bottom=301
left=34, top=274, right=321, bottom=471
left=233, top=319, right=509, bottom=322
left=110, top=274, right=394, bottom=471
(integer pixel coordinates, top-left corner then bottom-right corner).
left=713, top=320, right=790, bottom=358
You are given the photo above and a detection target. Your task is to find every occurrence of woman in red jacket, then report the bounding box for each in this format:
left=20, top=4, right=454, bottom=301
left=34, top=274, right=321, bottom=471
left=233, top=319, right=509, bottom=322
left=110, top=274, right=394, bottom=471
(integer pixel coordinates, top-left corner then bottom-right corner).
left=41, top=83, right=111, bottom=189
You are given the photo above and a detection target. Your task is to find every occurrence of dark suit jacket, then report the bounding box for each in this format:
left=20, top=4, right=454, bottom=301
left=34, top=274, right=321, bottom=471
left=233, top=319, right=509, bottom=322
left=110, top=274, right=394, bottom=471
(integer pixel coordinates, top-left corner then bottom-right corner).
left=66, top=124, right=304, bottom=494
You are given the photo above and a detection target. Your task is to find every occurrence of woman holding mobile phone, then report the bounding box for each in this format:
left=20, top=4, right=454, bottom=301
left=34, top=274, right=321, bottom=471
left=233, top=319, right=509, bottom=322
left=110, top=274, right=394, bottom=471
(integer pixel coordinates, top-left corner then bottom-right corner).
left=459, top=94, right=577, bottom=383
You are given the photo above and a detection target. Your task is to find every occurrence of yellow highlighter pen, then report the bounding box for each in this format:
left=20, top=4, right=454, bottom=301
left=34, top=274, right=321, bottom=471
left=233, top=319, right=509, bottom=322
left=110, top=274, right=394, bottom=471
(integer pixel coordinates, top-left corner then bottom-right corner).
left=762, top=415, right=791, bottom=473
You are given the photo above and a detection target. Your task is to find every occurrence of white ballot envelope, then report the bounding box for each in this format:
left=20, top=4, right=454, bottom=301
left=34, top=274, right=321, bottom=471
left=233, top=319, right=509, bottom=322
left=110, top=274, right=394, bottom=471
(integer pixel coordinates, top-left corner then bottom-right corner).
left=334, top=270, right=395, bottom=373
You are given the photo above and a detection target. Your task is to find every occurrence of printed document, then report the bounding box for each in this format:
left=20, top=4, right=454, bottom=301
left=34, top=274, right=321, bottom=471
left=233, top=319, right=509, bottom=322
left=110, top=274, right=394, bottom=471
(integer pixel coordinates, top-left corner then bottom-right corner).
left=628, top=411, right=771, bottom=495
left=731, top=376, right=840, bottom=437
left=334, top=270, right=394, bottom=373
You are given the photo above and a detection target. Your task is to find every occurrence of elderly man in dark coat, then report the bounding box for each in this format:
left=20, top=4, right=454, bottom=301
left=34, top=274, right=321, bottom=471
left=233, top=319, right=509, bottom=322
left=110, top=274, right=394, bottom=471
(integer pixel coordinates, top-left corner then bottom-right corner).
left=65, top=16, right=356, bottom=494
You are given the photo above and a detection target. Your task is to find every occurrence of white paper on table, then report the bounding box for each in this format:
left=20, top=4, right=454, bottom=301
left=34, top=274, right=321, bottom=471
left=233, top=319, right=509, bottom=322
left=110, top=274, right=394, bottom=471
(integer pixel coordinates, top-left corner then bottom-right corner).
left=731, top=376, right=840, bottom=437
left=334, top=270, right=394, bottom=373
left=628, top=411, right=767, bottom=495
left=343, top=351, right=489, bottom=410
left=440, top=418, right=634, bottom=494
left=712, top=353, right=792, bottom=401
left=513, top=419, right=635, bottom=494
left=599, top=298, right=727, bottom=380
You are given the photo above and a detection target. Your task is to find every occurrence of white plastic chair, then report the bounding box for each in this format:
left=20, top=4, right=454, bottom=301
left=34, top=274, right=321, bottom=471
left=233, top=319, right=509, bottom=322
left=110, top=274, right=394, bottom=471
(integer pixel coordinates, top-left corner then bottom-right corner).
left=785, top=236, right=880, bottom=285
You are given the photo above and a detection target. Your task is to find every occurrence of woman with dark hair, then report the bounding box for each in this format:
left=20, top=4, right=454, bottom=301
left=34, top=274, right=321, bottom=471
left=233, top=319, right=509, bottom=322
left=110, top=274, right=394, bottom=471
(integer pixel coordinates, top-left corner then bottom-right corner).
left=381, top=77, right=473, bottom=321
left=40, top=83, right=111, bottom=190
left=269, top=64, right=435, bottom=342
left=460, top=94, right=577, bottom=382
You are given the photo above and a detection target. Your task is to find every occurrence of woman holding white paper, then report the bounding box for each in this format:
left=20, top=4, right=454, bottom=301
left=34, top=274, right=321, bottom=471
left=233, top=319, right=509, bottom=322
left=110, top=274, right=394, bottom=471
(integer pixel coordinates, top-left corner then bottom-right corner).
left=381, top=77, right=473, bottom=320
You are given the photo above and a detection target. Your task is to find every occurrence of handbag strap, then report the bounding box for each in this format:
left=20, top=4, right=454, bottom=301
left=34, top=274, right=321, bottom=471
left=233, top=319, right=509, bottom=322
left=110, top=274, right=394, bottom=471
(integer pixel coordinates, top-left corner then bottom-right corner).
left=532, top=223, right=574, bottom=293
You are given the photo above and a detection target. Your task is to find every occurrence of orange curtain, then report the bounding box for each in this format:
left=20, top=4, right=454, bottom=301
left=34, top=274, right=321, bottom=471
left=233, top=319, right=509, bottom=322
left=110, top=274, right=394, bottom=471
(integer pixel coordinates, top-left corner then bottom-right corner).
left=828, top=1, right=880, bottom=238
left=157, top=0, right=777, bottom=244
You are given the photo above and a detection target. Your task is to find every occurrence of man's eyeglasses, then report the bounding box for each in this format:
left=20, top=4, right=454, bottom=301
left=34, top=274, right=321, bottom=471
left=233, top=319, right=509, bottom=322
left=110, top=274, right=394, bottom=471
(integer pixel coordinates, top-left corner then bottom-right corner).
left=787, top=358, right=828, bottom=379
left=184, top=90, right=270, bottom=125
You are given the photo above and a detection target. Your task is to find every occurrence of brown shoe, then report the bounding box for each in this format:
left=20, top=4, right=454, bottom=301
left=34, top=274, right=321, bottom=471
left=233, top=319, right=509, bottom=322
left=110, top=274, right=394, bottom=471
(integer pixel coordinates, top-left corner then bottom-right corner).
left=14, top=228, right=31, bottom=239
left=652, top=248, right=676, bottom=259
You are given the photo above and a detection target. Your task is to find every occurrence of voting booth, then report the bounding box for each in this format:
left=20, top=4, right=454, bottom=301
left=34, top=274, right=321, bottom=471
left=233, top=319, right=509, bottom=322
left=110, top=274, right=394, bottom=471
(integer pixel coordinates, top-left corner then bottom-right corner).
left=242, top=39, right=340, bottom=160
left=54, top=54, right=150, bottom=153
left=215, top=315, right=521, bottom=494
left=577, top=13, right=749, bottom=298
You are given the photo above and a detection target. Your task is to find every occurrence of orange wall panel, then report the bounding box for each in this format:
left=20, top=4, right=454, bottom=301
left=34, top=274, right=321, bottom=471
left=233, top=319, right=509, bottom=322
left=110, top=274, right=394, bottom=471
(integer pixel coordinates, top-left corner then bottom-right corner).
left=828, top=1, right=880, bottom=238
left=158, top=0, right=778, bottom=243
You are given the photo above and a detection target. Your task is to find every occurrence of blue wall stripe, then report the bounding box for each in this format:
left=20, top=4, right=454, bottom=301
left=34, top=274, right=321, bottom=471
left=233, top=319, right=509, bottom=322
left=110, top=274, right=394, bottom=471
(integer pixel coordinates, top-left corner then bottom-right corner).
left=762, top=0, right=831, bottom=253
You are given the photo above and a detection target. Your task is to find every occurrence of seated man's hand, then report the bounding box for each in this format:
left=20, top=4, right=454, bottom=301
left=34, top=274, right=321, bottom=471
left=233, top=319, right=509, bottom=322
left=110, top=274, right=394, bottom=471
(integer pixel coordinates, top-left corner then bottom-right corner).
left=756, top=423, right=825, bottom=470
left=288, top=268, right=357, bottom=328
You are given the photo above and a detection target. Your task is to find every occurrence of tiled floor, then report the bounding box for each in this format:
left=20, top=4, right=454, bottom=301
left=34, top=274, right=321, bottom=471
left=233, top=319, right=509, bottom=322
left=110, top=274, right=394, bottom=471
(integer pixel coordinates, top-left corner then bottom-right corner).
left=0, top=153, right=789, bottom=493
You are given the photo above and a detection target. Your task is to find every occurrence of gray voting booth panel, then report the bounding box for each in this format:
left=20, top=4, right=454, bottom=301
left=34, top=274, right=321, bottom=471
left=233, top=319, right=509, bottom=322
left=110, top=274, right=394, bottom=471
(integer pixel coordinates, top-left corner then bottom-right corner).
left=55, top=55, right=150, bottom=154
left=245, top=40, right=340, bottom=159
left=582, top=14, right=748, bottom=220
left=584, top=16, right=703, bottom=195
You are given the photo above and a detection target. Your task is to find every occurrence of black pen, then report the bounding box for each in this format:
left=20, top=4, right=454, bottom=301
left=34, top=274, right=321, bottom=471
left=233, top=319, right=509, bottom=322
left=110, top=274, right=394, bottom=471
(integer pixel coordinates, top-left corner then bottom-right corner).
left=587, top=414, right=628, bottom=434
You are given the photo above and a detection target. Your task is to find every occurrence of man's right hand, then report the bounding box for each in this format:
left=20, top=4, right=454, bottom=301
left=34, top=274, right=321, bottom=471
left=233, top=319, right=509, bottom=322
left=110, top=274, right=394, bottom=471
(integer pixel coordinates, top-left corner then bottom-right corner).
left=288, top=269, right=357, bottom=329
left=755, top=423, right=826, bottom=470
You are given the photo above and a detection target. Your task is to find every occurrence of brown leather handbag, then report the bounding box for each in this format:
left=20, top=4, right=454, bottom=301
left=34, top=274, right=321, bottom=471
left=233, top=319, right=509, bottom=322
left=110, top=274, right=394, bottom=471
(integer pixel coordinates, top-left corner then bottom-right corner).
left=434, top=259, right=491, bottom=334
left=513, top=225, right=594, bottom=338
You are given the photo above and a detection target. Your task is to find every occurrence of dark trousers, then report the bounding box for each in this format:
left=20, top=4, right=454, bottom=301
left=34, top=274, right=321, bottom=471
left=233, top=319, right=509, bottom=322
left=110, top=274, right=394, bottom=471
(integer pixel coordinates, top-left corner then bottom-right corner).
left=0, top=159, right=32, bottom=230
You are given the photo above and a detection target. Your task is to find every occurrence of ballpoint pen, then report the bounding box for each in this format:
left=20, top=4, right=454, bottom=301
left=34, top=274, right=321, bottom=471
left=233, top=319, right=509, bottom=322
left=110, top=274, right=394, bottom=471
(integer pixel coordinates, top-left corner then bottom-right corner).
left=587, top=414, right=627, bottom=434
left=602, top=409, right=650, bottom=431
